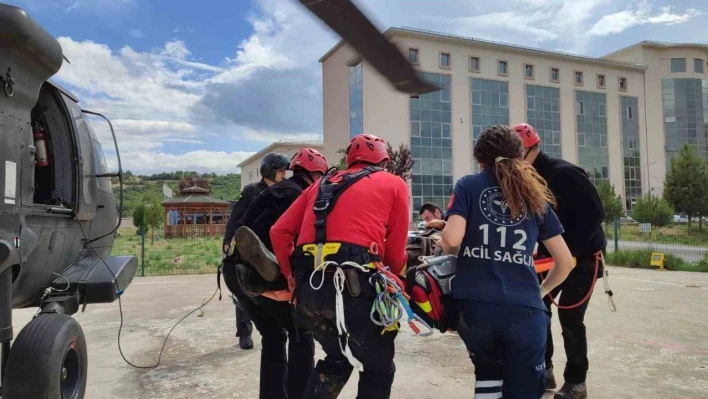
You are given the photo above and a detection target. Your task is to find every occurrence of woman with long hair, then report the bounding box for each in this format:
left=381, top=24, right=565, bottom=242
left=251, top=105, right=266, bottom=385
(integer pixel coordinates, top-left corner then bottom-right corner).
left=439, top=124, right=576, bottom=399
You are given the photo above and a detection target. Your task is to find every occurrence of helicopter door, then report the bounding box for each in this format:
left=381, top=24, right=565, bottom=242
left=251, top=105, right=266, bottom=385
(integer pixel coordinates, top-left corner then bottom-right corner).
left=63, top=96, right=97, bottom=221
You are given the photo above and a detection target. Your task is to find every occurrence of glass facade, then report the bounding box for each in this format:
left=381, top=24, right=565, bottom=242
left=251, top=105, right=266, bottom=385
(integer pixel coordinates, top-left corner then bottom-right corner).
left=410, top=72, right=453, bottom=216
left=621, top=96, right=642, bottom=211
left=349, top=63, right=363, bottom=138
left=526, top=85, right=561, bottom=159
left=576, top=91, right=608, bottom=185
left=662, top=78, right=708, bottom=167
left=471, top=78, right=509, bottom=171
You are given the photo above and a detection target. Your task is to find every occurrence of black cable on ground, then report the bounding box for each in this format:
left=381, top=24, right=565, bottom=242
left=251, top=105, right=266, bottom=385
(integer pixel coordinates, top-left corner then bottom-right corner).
left=70, top=204, right=218, bottom=369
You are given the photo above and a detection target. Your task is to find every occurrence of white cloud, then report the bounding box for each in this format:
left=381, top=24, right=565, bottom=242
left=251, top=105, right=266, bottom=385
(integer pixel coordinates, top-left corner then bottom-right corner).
left=64, top=1, right=80, bottom=12
left=128, top=29, right=144, bottom=38
left=50, top=0, right=705, bottom=176
left=108, top=150, right=256, bottom=175
left=588, top=2, right=702, bottom=36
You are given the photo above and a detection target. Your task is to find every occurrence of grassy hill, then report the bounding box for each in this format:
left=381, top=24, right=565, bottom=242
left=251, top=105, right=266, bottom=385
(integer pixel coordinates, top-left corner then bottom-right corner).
left=115, top=171, right=242, bottom=216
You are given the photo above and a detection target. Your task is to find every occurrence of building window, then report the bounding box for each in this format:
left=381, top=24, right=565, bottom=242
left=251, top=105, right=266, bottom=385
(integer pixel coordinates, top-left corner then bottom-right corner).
left=349, top=63, right=363, bottom=138
left=597, top=74, right=606, bottom=88
left=469, top=56, right=480, bottom=72
left=695, top=59, right=704, bottom=74
left=574, top=71, right=584, bottom=85
left=576, top=91, right=608, bottom=186
left=409, top=48, right=419, bottom=64
left=619, top=77, right=627, bottom=91
left=249, top=171, right=253, bottom=181
left=410, top=73, right=453, bottom=219
left=524, top=64, right=534, bottom=79
left=526, top=85, right=561, bottom=159
left=498, top=60, right=508, bottom=76
left=670, top=58, right=686, bottom=73
left=621, top=96, right=642, bottom=212
left=472, top=78, right=510, bottom=172
left=550, top=67, right=560, bottom=82
left=662, top=78, right=708, bottom=167
left=440, top=52, right=451, bottom=69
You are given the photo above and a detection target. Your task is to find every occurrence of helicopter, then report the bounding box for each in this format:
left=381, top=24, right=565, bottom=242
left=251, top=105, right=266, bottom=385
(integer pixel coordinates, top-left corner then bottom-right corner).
left=0, top=3, right=136, bottom=398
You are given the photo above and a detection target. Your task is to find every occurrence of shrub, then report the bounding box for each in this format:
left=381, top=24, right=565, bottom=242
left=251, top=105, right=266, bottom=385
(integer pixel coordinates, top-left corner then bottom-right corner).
left=631, top=194, right=674, bottom=227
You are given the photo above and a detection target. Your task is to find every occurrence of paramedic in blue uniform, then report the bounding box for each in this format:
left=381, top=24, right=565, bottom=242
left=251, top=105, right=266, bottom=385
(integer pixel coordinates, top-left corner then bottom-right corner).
left=439, top=124, right=576, bottom=399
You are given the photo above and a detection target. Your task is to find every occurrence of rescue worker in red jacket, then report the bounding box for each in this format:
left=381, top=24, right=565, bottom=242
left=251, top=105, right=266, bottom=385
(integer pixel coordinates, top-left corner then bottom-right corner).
left=270, top=133, right=409, bottom=399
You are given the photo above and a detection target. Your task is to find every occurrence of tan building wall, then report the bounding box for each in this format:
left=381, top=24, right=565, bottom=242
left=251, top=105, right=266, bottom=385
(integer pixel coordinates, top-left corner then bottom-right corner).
left=238, top=142, right=325, bottom=191
left=604, top=42, right=708, bottom=196
left=321, top=28, right=651, bottom=211
left=321, top=44, right=356, bottom=166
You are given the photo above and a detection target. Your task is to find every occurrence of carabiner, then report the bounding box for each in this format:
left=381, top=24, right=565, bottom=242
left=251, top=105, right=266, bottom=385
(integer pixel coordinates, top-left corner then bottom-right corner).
left=409, top=314, right=434, bottom=337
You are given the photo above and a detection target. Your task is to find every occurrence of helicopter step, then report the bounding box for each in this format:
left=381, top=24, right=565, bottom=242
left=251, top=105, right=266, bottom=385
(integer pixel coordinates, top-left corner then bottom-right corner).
left=47, top=255, right=138, bottom=313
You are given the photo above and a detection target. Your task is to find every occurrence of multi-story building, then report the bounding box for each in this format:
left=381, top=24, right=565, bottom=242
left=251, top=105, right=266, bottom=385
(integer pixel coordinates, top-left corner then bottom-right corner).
left=319, top=27, right=708, bottom=218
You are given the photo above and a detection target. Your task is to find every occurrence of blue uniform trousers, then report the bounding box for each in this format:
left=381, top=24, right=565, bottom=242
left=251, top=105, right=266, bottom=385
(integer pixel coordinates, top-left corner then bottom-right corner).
left=456, top=300, right=549, bottom=399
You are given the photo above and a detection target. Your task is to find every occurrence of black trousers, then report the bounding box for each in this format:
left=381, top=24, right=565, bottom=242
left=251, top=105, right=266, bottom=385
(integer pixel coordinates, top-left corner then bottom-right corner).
left=293, top=269, right=397, bottom=399
left=238, top=292, right=315, bottom=399
left=234, top=296, right=253, bottom=338
left=457, top=300, right=548, bottom=399
left=543, top=256, right=599, bottom=384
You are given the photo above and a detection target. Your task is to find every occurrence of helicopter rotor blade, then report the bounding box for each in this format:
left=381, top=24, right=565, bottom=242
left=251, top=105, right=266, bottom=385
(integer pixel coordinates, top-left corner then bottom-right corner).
left=297, top=0, right=440, bottom=95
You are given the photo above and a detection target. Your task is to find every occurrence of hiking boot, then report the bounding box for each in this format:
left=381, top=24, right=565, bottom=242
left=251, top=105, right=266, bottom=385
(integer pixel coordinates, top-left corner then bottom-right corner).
left=545, top=366, right=557, bottom=390
left=235, top=263, right=287, bottom=297
left=554, top=382, right=587, bottom=399
left=239, top=335, right=254, bottom=350
left=234, top=227, right=281, bottom=282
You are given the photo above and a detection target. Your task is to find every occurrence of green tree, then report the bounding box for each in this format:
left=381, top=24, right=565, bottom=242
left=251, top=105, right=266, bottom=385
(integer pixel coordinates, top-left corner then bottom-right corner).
left=631, top=194, right=674, bottom=227
left=145, top=200, right=164, bottom=245
left=385, top=143, right=415, bottom=180
left=132, top=204, right=149, bottom=235
left=664, top=144, right=708, bottom=230
left=596, top=180, right=625, bottom=225
left=336, top=147, right=347, bottom=170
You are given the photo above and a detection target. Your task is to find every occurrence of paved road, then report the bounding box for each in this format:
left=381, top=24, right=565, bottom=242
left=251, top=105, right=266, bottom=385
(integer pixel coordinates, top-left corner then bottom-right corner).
left=610, top=240, right=707, bottom=262
left=9, top=268, right=708, bottom=399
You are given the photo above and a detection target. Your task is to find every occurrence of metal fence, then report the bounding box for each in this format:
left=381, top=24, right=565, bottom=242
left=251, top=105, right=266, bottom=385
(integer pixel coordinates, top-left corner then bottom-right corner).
left=110, top=218, right=708, bottom=276
left=111, top=224, right=223, bottom=277
left=605, top=218, right=708, bottom=266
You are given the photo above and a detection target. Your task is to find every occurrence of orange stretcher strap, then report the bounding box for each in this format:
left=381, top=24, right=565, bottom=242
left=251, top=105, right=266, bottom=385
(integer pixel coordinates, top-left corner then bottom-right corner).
left=262, top=290, right=293, bottom=302
left=534, top=256, right=555, bottom=274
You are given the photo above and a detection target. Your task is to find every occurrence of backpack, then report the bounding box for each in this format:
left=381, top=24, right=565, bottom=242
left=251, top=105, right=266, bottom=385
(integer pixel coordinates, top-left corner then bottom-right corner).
left=405, top=255, right=459, bottom=333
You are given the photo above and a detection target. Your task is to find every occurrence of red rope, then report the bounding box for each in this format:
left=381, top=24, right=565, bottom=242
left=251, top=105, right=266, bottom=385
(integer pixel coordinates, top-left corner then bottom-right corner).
left=545, top=252, right=601, bottom=310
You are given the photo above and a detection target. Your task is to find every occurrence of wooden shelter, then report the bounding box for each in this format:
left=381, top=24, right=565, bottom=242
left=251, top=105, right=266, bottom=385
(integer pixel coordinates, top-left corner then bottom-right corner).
left=162, top=185, right=230, bottom=238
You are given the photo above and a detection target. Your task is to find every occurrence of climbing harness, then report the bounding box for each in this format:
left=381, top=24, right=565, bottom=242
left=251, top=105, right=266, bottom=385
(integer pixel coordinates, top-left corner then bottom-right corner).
left=541, top=251, right=617, bottom=312
left=297, top=166, right=434, bottom=372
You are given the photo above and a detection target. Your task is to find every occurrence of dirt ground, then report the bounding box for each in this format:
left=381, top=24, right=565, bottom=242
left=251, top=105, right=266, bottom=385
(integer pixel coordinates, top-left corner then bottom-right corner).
left=9, top=266, right=708, bottom=399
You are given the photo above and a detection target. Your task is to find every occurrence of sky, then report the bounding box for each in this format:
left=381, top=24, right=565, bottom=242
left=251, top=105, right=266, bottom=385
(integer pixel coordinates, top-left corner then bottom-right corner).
left=7, top=0, right=707, bottom=175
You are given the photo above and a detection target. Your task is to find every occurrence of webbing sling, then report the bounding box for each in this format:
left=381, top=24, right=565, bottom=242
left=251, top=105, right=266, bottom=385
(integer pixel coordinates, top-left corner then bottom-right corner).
left=312, top=166, right=383, bottom=244
left=307, top=166, right=383, bottom=372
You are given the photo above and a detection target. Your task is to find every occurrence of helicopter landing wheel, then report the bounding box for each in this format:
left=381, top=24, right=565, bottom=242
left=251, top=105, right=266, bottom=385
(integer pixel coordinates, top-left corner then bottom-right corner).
left=1, top=314, right=87, bottom=399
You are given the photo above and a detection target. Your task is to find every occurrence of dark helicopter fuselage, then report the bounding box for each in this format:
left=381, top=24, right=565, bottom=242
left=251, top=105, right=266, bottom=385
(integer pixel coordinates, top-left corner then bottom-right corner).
left=0, top=3, right=136, bottom=346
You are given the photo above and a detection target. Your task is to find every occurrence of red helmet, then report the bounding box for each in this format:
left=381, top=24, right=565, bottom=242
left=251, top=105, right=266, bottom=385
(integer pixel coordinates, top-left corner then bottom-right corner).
left=512, top=123, right=541, bottom=148
left=290, top=148, right=328, bottom=174
left=346, top=134, right=390, bottom=168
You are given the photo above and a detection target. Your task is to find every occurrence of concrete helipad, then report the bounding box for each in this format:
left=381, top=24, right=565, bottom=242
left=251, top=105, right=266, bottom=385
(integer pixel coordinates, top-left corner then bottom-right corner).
left=10, top=266, right=708, bottom=398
